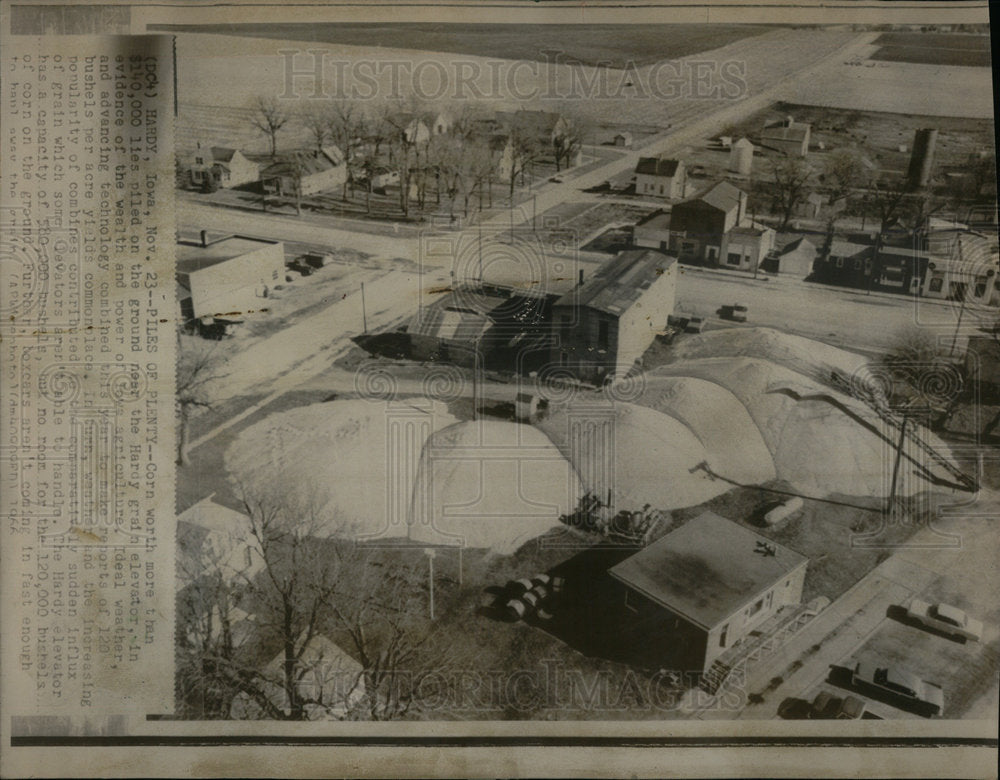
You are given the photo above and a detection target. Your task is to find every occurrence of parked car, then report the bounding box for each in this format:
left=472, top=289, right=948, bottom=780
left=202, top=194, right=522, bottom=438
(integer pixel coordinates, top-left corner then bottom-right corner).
left=905, top=600, right=983, bottom=642
left=852, top=660, right=943, bottom=716
left=300, top=252, right=333, bottom=270
left=285, top=260, right=314, bottom=277
left=809, top=691, right=867, bottom=720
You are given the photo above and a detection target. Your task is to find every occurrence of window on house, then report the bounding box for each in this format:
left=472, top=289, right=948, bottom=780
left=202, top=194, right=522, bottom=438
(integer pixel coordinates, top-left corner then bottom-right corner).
left=719, top=624, right=729, bottom=648
left=748, top=598, right=764, bottom=617
left=727, top=253, right=741, bottom=266
left=272, top=269, right=280, bottom=280
left=194, top=156, right=204, bottom=165
left=659, top=184, right=664, bottom=195
left=929, top=277, right=944, bottom=292
left=975, top=277, right=987, bottom=298
left=659, top=241, right=667, bottom=251
left=835, top=257, right=843, bottom=268
left=598, top=320, right=609, bottom=349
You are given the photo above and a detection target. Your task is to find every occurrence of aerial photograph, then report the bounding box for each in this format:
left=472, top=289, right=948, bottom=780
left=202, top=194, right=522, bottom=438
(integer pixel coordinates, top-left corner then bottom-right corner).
left=160, top=20, right=998, bottom=722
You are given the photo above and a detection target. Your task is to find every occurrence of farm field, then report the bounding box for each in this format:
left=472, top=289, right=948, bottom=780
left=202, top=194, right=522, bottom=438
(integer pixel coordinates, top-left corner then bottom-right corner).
left=153, top=22, right=775, bottom=69
left=783, top=54, right=994, bottom=118
left=870, top=32, right=991, bottom=67
left=172, top=28, right=866, bottom=154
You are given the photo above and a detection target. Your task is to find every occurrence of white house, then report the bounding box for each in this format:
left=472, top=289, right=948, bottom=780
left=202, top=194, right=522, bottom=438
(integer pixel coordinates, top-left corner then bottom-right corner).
left=635, top=157, right=686, bottom=199
left=189, top=144, right=260, bottom=189
left=176, top=495, right=264, bottom=589
left=261, top=146, right=347, bottom=197
left=230, top=632, right=365, bottom=720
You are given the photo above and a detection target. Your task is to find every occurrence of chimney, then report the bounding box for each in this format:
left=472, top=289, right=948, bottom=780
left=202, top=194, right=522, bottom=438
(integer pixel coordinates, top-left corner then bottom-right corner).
left=578, top=269, right=585, bottom=287
left=200, top=230, right=208, bottom=248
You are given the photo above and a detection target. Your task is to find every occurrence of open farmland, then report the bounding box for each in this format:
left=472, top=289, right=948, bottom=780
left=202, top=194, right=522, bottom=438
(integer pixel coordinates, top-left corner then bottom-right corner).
left=173, top=27, right=866, bottom=156
left=870, top=32, right=991, bottom=67
left=153, top=22, right=774, bottom=69
left=782, top=39, right=994, bottom=118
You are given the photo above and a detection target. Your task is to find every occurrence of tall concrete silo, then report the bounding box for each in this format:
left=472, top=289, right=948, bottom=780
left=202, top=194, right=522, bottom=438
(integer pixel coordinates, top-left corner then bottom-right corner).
left=729, top=137, right=754, bottom=176
left=906, top=128, right=938, bottom=188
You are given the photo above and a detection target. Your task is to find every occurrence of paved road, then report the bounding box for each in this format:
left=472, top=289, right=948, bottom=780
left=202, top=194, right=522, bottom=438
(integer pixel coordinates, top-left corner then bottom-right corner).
left=675, top=268, right=966, bottom=355
left=181, top=31, right=895, bottom=446
left=681, top=498, right=1000, bottom=721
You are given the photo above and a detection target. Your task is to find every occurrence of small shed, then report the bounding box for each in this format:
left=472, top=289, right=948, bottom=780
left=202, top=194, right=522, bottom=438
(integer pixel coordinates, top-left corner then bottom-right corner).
left=613, top=131, right=633, bottom=148
left=775, top=237, right=818, bottom=278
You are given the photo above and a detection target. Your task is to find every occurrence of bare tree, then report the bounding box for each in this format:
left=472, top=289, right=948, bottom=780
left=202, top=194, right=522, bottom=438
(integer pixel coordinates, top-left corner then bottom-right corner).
left=252, top=96, right=289, bottom=158
left=821, top=149, right=865, bottom=224
left=505, top=120, right=544, bottom=201
left=767, top=154, right=813, bottom=232
left=867, top=174, right=911, bottom=237
left=176, top=339, right=223, bottom=466
left=300, top=107, right=330, bottom=153
left=552, top=106, right=592, bottom=173
left=327, top=101, right=364, bottom=199
left=881, top=325, right=964, bottom=429
left=175, top=480, right=461, bottom=721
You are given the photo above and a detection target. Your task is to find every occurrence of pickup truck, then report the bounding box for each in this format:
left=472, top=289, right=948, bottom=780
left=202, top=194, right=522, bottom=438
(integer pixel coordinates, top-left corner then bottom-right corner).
left=852, top=660, right=944, bottom=716
left=906, top=600, right=983, bottom=642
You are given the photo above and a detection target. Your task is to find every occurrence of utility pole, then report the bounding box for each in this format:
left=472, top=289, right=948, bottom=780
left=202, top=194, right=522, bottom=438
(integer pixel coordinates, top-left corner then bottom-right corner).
left=866, top=233, right=881, bottom=297
left=361, top=281, right=368, bottom=333
left=425, top=547, right=436, bottom=620
left=949, top=237, right=967, bottom=356
left=887, top=414, right=908, bottom=515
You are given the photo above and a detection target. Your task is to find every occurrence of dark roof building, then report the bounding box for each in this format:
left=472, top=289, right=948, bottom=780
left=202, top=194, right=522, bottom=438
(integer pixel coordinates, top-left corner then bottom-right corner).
left=610, top=511, right=807, bottom=631
left=555, top=249, right=676, bottom=316
left=760, top=120, right=811, bottom=157
left=635, top=157, right=681, bottom=177
left=552, top=249, right=678, bottom=381
left=609, top=511, right=809, bottom=674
